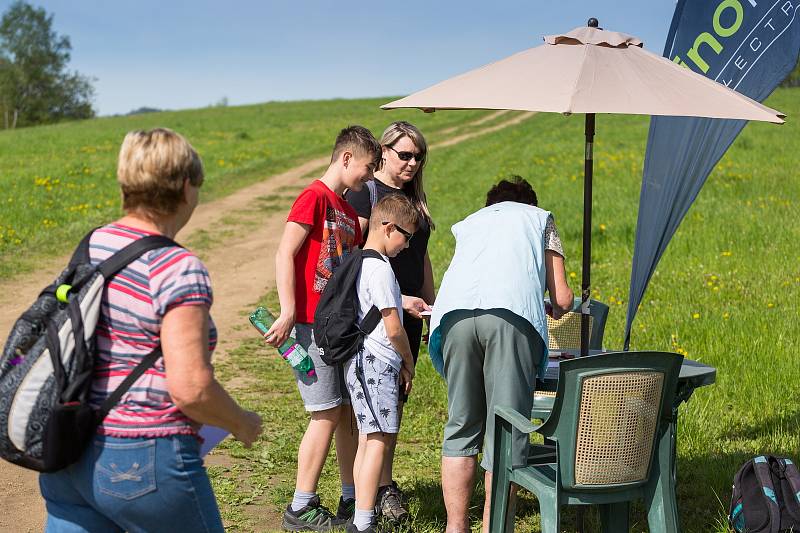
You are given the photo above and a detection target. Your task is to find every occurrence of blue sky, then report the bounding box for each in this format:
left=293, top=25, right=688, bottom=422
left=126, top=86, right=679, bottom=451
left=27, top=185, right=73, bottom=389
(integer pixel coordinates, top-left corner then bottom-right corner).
left=3, top=1, right=679, bottom=116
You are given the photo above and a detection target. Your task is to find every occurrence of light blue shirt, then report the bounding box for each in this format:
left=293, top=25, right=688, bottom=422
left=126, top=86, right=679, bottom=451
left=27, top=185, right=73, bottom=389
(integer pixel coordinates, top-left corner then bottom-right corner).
left=429, top=202, right=551, bottom=378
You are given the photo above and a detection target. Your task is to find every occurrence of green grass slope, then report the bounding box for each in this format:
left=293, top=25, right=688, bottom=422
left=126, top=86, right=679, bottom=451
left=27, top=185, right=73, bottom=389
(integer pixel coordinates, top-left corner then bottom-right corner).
left=0, top=97, right=490, bottom=280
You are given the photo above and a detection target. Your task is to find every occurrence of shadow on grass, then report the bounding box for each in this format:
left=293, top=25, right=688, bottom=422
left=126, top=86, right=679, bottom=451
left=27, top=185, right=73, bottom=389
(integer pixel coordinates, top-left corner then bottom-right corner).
left=720, top=409, right=800, bottom=443
left=402, top=473, right=593, bottom=531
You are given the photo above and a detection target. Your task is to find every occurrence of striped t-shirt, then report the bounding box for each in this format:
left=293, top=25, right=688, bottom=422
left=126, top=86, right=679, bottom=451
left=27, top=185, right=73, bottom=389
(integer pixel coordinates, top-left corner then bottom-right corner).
left=88, top=223, right=217, bottom=438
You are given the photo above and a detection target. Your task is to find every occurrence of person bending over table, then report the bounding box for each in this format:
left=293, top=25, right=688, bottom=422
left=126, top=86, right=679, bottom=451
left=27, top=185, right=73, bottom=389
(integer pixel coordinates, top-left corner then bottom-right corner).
left=428, top=176, right=573, bottom=533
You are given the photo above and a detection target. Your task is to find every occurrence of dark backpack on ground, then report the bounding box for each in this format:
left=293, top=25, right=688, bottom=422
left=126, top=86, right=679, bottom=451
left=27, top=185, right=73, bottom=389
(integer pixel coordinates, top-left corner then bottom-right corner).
left=313, top=248, right=385, bottom=366
left=730, top=455, right=800, bottom=532
left=0, top=230, right=177, bottom=472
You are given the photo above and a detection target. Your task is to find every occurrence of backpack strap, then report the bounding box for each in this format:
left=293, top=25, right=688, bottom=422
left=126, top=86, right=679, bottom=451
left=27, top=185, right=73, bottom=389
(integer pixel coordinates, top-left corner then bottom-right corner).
left=778, top=458, right=800, bottom=521
left=98, top=235, right=179, bottom=279
left=751, top=456, right=782, bottom=533
left=68, top=228, right=98, bottom=267
left=91, top=235, right=180, bottom=421
left=358, top=249, right=387, bottom=335
left=97, top=348, right=162, bottom=423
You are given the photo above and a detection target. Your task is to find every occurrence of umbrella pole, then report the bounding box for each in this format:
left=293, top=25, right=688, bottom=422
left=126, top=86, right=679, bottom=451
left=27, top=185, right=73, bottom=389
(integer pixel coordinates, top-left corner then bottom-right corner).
left=581, top=113, right=595, bottom=358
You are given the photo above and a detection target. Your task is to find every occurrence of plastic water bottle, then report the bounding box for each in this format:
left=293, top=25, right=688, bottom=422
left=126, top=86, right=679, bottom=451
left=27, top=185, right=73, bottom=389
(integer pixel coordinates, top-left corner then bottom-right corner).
left=249, top=307, right=316, bottom=377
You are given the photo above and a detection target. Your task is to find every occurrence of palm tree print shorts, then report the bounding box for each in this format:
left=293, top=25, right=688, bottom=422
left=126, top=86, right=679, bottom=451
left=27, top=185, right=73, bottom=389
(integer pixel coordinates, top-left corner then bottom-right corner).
left=345, top=348, right=401, bottom=434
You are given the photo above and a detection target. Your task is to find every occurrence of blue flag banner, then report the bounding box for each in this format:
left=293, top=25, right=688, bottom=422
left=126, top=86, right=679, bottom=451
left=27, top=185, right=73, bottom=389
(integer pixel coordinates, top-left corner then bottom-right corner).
left=624, top=0, right=800, bottom=348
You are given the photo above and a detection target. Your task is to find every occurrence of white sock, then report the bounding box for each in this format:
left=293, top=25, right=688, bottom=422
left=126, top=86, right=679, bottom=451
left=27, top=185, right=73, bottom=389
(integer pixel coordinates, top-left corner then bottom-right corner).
left=354, top=508, right=375, bottom=531
left=341, top=483, right=356, bottom=501
left=290, top=490, right=316, bottom=512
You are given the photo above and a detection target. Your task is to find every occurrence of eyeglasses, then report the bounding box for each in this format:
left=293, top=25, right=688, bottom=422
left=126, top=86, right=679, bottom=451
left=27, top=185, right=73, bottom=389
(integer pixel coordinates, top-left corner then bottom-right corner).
left=382, top=221, right=414, bottom=242
left=387, top=145, right=424, bottom=163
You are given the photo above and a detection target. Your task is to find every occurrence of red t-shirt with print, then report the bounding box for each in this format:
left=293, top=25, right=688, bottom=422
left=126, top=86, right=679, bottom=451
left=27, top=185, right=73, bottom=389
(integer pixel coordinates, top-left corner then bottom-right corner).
left=288, top=180, right=362, bottom=324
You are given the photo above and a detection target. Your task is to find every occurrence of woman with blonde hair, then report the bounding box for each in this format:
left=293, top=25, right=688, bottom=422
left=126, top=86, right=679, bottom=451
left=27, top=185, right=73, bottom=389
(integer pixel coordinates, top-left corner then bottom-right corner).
left=38, top=128, right=262, bottom=532
left=345, top=120, right=435, bottom=524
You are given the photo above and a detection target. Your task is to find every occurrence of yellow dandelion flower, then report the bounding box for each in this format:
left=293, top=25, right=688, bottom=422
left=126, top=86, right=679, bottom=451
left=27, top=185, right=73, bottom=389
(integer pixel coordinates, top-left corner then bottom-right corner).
left=599, top=223, right=607, bottom=231
left=692, top=312, right=700, bottom=319
left=721, top=251, right=732, bottom=257
left=723, top=312, right=730, bottom=319
left=569, top=272, right=577, bottom=279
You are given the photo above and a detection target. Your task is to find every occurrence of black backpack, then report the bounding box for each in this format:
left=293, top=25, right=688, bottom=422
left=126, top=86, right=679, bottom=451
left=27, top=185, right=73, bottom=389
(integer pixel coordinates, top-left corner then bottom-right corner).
left=730, top=455, right=800, bottom=532
left=313, top=248, right=385, bottom=366
left=0, top=229, right=177, bottom=472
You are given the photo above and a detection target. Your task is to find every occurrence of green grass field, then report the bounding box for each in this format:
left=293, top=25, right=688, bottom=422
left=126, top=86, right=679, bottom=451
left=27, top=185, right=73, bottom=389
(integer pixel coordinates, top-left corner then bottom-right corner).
left=3, top=88, right=798, bottom=531
left=0, top=97, right=491, bottom=280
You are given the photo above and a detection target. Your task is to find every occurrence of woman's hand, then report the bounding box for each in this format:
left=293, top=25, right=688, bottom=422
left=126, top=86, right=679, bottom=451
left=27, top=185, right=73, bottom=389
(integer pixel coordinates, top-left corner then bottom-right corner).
left=233, top=410, right=263, bottom=448
left=264, top=314, right=294, bottom=348
left=402, top=295, right=431, bottom=320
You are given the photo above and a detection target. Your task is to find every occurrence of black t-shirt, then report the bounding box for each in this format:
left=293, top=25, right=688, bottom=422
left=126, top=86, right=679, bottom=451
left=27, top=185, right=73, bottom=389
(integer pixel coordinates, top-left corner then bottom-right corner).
left=345, top=179, right=431, bottom=297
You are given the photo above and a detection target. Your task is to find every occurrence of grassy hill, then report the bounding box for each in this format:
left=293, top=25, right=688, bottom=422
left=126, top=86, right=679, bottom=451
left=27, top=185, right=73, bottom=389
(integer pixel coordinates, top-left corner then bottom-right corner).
left=0, top=97, right=491, bottom=279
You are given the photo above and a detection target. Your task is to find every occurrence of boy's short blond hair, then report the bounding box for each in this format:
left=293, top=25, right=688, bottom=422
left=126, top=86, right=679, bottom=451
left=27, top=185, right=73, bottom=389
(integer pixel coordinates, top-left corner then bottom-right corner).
left=369, top=194, right=420, bottom=232
left=117, top=128, right=204, bottom=217
left=330, top=125, right=381, bottom=167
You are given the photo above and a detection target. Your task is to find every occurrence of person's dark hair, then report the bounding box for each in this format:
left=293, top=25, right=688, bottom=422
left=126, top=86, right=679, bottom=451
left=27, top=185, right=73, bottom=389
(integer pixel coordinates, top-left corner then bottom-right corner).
left=485, top=175, right=538, bottom=207
left=331, top=125, right=381, bottom=167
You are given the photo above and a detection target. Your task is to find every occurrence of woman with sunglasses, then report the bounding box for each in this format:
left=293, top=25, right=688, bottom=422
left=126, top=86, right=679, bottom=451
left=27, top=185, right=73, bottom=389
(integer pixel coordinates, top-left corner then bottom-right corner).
left=344, top=120, right=435, bottom=525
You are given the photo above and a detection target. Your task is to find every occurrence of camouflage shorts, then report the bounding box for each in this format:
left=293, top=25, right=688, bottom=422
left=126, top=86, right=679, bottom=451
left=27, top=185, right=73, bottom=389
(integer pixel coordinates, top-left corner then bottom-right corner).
left=344, top=349, right=401, bottom=434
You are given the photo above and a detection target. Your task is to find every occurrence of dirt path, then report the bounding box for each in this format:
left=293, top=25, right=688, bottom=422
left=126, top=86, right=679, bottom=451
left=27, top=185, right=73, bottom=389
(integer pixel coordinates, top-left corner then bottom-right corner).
left=0, top=110, right=535, bottom=532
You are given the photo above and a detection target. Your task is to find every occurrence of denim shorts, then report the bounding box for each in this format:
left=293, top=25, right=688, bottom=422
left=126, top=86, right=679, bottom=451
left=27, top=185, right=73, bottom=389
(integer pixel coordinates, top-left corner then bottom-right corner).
left=39, top=434, right=223, bottom=533
left=293, top=323, right=350, bottom=412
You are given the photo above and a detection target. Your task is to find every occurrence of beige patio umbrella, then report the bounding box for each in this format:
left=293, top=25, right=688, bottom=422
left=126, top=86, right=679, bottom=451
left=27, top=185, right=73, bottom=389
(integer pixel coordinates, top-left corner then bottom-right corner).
left=383, top=19, right=785, bottom=356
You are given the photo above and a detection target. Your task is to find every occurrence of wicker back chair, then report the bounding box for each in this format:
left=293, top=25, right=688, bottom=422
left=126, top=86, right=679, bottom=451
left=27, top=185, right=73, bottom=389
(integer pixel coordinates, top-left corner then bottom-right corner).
left=546, top=312, right=594, bottom=351
left=533, top=299, right=610, bottom=418
left=545, top=297, right=609, bottom=350
left=490, top=351, right=684, bottom=533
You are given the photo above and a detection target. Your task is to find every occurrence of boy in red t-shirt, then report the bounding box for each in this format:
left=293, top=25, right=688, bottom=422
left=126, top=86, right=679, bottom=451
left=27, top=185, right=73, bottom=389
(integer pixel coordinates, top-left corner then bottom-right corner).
left=266, top=125, right=381, bottom=531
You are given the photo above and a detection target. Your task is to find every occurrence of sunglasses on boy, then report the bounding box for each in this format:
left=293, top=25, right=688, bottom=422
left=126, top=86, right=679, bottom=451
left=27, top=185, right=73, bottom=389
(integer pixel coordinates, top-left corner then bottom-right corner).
left=382, top=221, right=414, bottom=242
left=387, top=145, right=424, bottom=163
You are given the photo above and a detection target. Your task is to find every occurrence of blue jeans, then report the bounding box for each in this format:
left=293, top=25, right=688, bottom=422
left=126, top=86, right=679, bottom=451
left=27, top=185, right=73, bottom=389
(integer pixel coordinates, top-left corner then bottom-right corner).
left=39, top=435, right=224, bottom=533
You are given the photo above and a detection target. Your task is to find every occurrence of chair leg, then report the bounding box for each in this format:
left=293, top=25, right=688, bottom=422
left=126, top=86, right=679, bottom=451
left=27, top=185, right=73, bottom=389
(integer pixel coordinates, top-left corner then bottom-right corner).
left=537, top=493, right=560, bottom=533
left=490, top=417, right=515, bottom=533
left=645, top=426, right=681, bottom=533
left=599, top=502, right=629, bottom=532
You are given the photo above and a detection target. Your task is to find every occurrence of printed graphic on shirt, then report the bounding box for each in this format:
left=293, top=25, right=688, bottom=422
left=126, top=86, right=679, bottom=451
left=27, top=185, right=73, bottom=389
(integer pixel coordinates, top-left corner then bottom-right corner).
left=314, top=205, right=358, bottom=293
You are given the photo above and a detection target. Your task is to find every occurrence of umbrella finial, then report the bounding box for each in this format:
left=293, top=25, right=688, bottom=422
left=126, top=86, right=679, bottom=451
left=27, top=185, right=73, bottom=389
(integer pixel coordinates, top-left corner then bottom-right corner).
left=588, top=18, right=599, bottom=28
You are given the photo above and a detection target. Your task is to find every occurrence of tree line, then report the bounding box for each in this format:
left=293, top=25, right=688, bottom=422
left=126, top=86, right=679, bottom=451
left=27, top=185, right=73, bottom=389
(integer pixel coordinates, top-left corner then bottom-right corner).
left=0, top=1, right=94, bottom=129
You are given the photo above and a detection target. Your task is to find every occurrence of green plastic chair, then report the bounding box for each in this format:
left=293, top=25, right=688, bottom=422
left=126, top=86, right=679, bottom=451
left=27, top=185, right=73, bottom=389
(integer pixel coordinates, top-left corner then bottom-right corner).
left=545, top=297, right=610, bottom=351
left=533, top=298, right=610, bottom=419
left=490, top=351, right=684, bottom=533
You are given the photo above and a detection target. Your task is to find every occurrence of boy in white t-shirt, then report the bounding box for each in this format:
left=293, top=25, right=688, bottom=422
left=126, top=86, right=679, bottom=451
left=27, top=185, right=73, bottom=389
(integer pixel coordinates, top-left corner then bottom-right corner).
left=345, top=194, right=419, bottom=533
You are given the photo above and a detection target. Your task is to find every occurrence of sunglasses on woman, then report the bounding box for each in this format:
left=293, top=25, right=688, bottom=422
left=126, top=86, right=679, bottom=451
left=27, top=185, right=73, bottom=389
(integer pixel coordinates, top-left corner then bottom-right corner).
left=388, top=145, right=424, bottom=163
left=382, top=221, right=414, bottom=242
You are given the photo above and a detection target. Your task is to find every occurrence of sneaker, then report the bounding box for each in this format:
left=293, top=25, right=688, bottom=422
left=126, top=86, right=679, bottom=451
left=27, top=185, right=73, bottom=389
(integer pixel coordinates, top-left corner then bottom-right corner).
left=282, top=495, right=345, bottom=531
left=376, top=480, right=409, bottom=523
left=336, top=496, right=356, bottom=520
